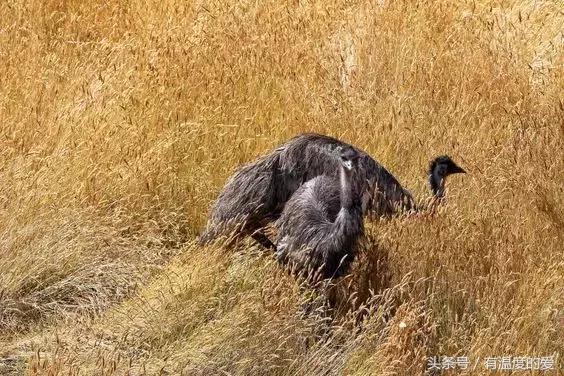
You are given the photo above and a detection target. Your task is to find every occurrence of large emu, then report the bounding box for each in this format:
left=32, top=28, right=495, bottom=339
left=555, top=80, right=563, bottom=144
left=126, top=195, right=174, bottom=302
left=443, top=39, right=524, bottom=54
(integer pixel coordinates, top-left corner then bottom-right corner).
left=275, top=146, right=364, bottom=281
left=199, top=133, right=465, bottom=247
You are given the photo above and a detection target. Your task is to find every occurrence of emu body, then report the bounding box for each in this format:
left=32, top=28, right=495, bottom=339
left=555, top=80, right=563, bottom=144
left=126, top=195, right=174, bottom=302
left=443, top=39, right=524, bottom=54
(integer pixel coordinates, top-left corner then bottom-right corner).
left=275, top=147, right=364, bottom=280
left=199, top=133, right=413, bottom=246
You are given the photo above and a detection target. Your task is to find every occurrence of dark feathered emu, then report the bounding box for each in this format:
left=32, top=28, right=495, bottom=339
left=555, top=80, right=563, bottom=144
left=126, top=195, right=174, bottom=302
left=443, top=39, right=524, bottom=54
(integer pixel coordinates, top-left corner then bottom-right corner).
left=198, top=133, right=412, bottom=248
left=275, top=146, right=364, bottom=281
left=199, top=133, right=465, bottom=248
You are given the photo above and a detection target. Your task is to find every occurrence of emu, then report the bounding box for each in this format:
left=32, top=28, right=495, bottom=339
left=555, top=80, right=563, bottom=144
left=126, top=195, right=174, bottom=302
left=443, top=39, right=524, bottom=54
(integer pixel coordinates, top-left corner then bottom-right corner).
left=199, top=133, right=465, bottom=248
left=275, top=146, right=364, bottom=281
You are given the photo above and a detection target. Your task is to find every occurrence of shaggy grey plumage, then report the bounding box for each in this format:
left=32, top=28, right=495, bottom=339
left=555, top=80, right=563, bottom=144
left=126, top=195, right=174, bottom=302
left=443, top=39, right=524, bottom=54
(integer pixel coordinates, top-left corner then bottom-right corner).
left=197, top=147, right=288, bottom=248
left=199, top=133, right=464, bottom=247
left=199, top=133, right=412, bottom=247
left=275, top=146, right=364, bottom=280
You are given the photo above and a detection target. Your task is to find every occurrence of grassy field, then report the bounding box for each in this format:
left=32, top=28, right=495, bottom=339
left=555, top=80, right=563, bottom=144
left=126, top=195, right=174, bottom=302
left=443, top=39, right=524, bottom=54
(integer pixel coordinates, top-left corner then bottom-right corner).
left=0, top=0, right=562, bottom=374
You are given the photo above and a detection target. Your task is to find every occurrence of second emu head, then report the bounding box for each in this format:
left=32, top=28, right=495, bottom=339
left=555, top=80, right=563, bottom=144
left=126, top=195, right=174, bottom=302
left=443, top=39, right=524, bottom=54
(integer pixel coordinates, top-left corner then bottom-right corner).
left=338, top=146, right=362, bottom=205
left=428, top=155, right=466, bottom=199
left=339, top=146, right=361, bottom=174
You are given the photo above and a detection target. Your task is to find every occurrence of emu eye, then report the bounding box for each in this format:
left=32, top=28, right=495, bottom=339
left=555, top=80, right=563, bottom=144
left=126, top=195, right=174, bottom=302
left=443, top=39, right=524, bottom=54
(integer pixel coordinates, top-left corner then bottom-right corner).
left=437, top=165, right=447, bottom=176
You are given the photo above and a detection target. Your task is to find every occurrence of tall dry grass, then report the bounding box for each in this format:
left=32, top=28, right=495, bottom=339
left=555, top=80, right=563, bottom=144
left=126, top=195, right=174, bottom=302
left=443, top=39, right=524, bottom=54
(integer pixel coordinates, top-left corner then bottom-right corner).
left=0, top=0, right=562, bottom=374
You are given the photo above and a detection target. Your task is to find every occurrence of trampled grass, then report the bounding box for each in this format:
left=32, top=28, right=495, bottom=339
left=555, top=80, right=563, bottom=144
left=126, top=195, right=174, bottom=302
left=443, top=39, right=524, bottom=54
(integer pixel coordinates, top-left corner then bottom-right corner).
left=0, top=0, right=562, bottom=374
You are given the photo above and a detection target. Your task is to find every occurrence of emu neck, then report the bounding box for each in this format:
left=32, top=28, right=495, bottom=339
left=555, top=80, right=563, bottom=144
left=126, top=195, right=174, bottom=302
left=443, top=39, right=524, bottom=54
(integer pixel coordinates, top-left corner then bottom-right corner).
left=340, top=165, right=353, bottom=210
left=429, top=169, right=445, bottom=199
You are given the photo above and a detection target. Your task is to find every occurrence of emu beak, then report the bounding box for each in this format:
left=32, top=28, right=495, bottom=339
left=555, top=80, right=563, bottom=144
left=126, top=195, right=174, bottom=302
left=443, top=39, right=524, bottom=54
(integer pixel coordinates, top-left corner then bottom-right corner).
left=451, top=164, right=466, bottom=174
left=343, top=160, right=353, bottom=171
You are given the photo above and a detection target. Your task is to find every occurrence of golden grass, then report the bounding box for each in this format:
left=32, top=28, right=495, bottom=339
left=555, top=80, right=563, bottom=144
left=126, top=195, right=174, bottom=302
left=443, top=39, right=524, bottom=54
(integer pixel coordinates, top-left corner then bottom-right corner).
left=0, top=0, right=562, bottom=374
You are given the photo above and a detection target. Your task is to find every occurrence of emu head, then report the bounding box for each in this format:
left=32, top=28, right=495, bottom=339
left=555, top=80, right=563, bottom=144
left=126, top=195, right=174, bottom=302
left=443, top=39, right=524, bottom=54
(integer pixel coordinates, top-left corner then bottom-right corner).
left=429, top=155, right=466, bottom=199
left=339, top=146, right=360, bottom=172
